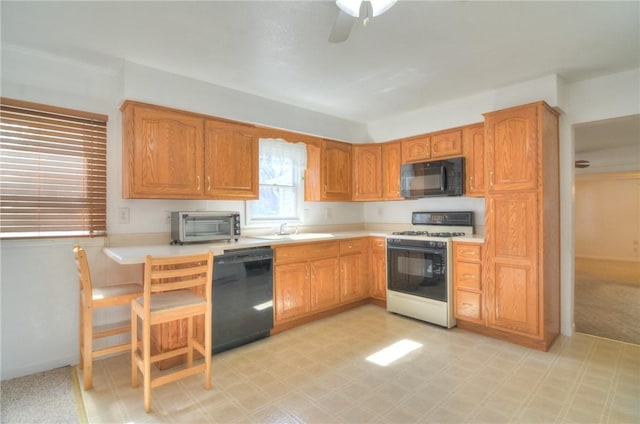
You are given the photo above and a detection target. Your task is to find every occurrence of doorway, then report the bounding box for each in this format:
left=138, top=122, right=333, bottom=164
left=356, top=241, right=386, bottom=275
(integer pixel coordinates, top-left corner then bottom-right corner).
left=573, top=115, right=640, bottom=344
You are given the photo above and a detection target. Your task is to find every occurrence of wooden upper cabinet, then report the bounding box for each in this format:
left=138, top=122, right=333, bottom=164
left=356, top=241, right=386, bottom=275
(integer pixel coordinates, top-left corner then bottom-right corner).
left=431, top=129, right=462, bottom=159
left=484, top=104, right=539, bottom=193
left=204, top=120, right=258, bottom=200
left=401, top=135, right=431, bottom=163
left=122, top=102, right=205, bottom=198
left=352, top=144, right=382, bottom=201
left=462, top=123, right=485, bottom=197
left=382, top=141, right=403, bottom=200
left=321, top=140, right=352, bottom=201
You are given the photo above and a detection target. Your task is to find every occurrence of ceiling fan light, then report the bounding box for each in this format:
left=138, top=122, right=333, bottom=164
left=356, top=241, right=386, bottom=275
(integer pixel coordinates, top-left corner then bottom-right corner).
left=370, top=0, right=398, bottom=17
left=336, top=0, right=362, bottom=17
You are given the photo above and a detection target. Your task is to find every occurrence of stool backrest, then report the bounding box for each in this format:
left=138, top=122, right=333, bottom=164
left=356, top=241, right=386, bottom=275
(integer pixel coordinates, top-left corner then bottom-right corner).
left=143, top=251, right=213, bottom=301
left=73, top=244, right=93, bottom=304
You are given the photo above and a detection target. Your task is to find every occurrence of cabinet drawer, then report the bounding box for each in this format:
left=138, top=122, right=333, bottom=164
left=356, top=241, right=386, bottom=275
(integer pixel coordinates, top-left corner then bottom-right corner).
left=340, top=238, right=365, bottom=254
left=455, top=262, right=482, bottom=291
left=454, top=243, right=481, bottom=262
left=275, top=241, right=339, bottom=263
left=370, top=237, right=386, bottom=252
left=455, top=290, right=482, bottom=321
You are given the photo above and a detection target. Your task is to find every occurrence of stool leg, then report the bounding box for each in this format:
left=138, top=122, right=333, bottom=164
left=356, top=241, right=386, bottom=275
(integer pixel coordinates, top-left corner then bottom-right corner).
left=78, top=296, right=84, bottom=370
left=83, top=304, right=93, bottom=390
left=131, top=307, right=138, bottom=388
left=143, top=313, right=151, bottom=413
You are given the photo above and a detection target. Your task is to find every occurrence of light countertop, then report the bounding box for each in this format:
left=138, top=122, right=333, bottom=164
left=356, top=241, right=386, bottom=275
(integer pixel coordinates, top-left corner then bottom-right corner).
left=103, top=231, right=384, bottom=264
left=103, top=230, right=484, bottom=265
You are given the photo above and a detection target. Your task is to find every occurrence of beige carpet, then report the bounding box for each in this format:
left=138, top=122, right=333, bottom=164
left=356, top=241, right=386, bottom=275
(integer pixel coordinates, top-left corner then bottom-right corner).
left=575, top=257, right=640, bottom=345
left=0, top=366, right=86, bottom=424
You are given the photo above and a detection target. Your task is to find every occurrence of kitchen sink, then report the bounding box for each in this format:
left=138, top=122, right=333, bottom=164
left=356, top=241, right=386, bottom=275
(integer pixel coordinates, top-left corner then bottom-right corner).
left=251, top=233, right=334, bottom=241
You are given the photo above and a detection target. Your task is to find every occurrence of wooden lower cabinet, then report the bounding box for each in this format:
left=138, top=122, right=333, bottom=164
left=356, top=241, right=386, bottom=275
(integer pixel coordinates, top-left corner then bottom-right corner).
left=339, top=239, right=368, bottom=302
left=273, top=238, right=372, bottom=329
left=485, top=192, right=539, bottom=336
left=453, top=242, right=483, bottom=324
left=274, top=262, right=311, bottom=322
left=310, top=257, right=340, bottom=312
left=370, top=237, right=387, bottom=301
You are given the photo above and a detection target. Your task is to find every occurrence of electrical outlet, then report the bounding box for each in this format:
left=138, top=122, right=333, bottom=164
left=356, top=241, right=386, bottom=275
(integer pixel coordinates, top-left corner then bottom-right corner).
left=118, top=207, right=130, bottom=224
left=165, top=211, right=172, bottom=225
left=325, top=207, right=333, bottom=219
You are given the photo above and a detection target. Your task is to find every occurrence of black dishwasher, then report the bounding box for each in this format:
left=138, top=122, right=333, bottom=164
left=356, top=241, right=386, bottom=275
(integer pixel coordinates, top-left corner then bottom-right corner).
left=212, top=247, right=273, bottom=354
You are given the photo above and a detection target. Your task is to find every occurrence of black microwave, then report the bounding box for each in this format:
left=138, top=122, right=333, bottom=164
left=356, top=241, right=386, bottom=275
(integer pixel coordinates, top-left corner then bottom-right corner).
left=400, top=157, right=465, bottom=198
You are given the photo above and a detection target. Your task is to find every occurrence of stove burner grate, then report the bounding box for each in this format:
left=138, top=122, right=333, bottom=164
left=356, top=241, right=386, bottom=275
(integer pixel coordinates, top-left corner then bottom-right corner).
left=391, top=230, right=467, bottom=237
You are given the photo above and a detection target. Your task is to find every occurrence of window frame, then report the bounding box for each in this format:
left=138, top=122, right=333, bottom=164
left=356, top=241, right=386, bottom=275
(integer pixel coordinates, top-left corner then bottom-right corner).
left=245, top=138, right=306, bottom=227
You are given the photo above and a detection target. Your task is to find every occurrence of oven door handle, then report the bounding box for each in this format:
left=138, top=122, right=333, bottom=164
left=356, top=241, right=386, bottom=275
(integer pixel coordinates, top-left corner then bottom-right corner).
left=387, top=245, right=446, bottom=255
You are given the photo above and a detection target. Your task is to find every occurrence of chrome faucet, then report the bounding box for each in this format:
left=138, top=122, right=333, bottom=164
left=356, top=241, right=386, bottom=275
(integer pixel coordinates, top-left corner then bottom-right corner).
left=279, top=222, right=288, bottom=235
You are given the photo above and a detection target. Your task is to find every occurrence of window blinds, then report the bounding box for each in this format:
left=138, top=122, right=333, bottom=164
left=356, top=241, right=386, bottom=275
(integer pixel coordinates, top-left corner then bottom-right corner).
left=0, top=98, right=108, bottom=239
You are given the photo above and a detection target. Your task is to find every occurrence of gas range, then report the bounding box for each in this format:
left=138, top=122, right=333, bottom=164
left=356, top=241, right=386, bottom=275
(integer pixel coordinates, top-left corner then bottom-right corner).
left=386, top=211, right=475, bottom=328
left=388, top=211, right=474, bottom=243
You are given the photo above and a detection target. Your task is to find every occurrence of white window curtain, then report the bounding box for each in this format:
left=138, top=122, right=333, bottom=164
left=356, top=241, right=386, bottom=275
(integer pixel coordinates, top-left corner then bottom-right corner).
left=246, top=138, right=307, bottom=223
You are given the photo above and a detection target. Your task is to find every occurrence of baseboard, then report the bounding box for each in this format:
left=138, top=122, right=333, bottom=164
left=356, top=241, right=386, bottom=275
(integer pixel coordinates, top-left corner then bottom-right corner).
left=576, top=255, right=640, bottom=263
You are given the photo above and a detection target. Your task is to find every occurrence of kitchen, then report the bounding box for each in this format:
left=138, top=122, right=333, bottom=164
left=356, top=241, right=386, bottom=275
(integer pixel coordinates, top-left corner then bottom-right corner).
left=1, top=1, right=639, bottom=422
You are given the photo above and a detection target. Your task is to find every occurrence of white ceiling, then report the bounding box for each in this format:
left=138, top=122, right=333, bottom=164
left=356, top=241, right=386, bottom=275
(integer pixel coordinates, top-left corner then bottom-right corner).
left=2, top=0, right=639, bottom=125
left=1, top=0, right=639, bottom=158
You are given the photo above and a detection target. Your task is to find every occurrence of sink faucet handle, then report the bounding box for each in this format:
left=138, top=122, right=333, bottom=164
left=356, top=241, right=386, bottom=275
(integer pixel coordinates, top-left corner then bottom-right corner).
left=279, top=222, right=287, bottom=234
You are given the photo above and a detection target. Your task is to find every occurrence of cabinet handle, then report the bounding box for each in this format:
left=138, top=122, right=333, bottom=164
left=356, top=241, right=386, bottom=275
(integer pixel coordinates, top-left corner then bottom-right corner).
left=465, top=251, right=478, bottom=256
left=470, top=176, right=474, bottom=190
left=196, top=176, right=201, bottom=191
left=462, top=274, right=477, bottom=279
left=207, top=176, right=211, bottom=192
left=490, top=198, right=494, bottom=213
left=489, top=171, right=494, bottom=187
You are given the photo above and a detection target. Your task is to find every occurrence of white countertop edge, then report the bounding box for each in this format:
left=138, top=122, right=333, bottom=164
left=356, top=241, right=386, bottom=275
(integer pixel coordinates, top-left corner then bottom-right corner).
left=102, top=230, right=484, bottom=264
left=103, top=231, right=383, bottom=264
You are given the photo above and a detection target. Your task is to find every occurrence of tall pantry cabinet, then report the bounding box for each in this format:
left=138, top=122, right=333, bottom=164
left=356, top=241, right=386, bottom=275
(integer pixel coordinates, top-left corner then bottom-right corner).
left=475, top=101, right=560, bottom=351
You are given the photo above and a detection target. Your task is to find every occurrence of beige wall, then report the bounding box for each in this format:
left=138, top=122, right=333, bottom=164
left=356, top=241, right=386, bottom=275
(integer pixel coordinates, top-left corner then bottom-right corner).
left=575, top=173, right=640, bottom=261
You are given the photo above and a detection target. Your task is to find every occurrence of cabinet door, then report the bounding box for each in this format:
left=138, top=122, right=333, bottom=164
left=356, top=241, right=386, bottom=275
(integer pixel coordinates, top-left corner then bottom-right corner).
left=382, top=142, right=402, bottom=200
left=431, top=129, right=462, bottom=158
left=455, top=291, right=483, bottom=323
left=370, top=237, right=387, bottom=300
left=462, top=123, right=485, bottom=197
left=322, top=140, right=352, bottom=200
left=340, top=253, right=367, bottom=302
left=125, top=104, right=205, bottom=198
left=352, top=144, right=382, bottom=201
left=484, top=105, right=538, bottom=193
left=401, top=135, right=431, bottom=163
left=310, top=257, right=340, bottom=312
left=204, top=120, right=258, bottom=199
left=274, top=262, right=310, bottom=323
left=485, top=193, right=539, bottom=336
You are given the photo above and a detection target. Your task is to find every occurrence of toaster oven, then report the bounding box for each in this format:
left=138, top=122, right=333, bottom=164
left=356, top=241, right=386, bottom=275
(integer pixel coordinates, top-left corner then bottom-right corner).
left=170, top=211, right=241, bottom=244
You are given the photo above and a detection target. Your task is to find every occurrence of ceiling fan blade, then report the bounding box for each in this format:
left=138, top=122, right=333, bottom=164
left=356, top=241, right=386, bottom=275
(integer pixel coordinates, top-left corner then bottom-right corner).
left=328, top=10, right=355, bottom=43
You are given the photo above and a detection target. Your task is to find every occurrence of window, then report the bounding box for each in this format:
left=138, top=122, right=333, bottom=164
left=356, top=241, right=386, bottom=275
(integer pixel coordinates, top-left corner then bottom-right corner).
left=246, top=138, right=307, bottom=225
left=0, top=98, right=107, bottom=239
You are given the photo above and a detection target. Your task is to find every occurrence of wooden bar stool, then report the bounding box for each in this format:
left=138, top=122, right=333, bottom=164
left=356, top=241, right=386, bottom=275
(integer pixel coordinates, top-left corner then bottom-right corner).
left=131, top=251, right=213, bottom=412
left=73, top=244, right=143, bottom=390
